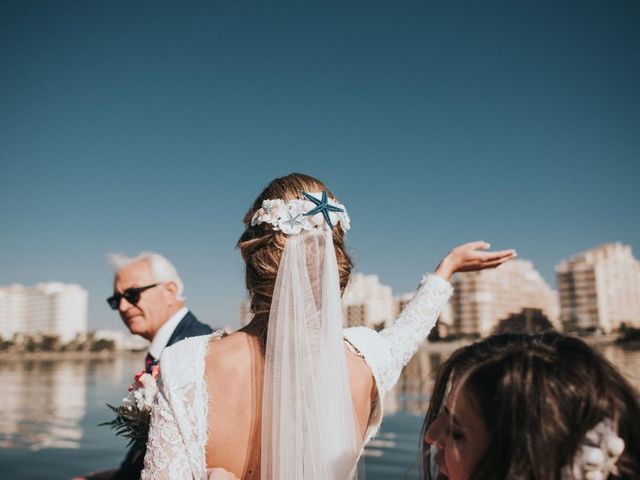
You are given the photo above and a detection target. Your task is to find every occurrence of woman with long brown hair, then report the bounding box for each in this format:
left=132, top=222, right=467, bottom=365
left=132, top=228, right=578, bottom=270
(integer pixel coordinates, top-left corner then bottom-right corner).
left=141, top=173, right=515, bottom=479
left=422, top=332, right=640, bottom=479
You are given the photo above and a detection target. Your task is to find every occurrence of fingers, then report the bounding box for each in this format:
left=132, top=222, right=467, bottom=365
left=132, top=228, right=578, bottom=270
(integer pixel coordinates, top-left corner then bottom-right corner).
left=481, top=250, right=517, bottom=268
left=479, top=249, right=517, bottom=261
left=467, top=241, right=491, bottom=250
left=480, top=258, right=511, bottom=269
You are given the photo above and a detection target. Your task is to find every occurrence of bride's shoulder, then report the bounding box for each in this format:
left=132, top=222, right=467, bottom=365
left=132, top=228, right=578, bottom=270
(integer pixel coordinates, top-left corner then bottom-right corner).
left=158, top=333, right=218, bottom=386
left=164, top=333, right=215, bottom=358
left=204, top=331, right=257, bottom=377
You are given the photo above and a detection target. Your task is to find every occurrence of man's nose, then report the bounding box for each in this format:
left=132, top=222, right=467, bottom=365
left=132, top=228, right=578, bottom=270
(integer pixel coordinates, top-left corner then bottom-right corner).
left=118, top=296, right=134, bottom=312
left=424, top=413, right=446, bottom=449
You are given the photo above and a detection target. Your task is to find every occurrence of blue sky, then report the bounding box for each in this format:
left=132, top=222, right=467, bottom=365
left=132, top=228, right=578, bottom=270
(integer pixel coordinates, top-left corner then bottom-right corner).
left=1, top=0, right=639, bottom=331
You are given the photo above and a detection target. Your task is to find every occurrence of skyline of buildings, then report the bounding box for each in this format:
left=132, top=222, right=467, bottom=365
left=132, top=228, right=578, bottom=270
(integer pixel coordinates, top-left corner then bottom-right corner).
left=448, top=259, right=560, bottom=337
left=237, top=242, right=639, bottom=337
left=1, top=243, right=638, bottom=340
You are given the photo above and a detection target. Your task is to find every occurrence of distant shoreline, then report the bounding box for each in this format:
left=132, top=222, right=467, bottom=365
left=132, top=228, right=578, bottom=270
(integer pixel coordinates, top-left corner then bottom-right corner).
left=1, top=333, right=636, bottom=361
left=427, top=333, right=640, bottom=351
left=0, top=350, right=145, bottom=361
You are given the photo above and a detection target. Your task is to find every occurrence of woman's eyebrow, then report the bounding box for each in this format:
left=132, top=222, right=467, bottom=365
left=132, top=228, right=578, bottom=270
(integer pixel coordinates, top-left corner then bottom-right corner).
left=443, top=404, right=463, bottom=429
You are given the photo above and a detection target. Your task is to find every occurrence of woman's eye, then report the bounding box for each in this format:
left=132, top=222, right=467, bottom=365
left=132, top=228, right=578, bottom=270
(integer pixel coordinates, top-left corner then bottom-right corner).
left=445, top=425, right=464, bottom=441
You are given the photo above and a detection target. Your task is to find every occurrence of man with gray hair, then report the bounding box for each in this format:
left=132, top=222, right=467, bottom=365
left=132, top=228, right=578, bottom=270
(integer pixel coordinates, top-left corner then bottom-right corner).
left=106, top=251, right=212, bottom=480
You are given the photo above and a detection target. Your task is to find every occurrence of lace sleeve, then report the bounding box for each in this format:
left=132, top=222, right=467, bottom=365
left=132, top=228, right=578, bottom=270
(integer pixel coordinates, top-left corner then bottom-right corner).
left=344, top=274, right=453, bottom=401
left=141, top=334, right=213, bottom=480
left=378, top=274, right=453, bottom=384
left=141, top=375, right=193, bottom=480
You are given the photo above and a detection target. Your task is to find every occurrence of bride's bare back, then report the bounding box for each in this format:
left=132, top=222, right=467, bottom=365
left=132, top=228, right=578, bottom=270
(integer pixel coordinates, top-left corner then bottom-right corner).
left=203, top=330, right=375, bottom=478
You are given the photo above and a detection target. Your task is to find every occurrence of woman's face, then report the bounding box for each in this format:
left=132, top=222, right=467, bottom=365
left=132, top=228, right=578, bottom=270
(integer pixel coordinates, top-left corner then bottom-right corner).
left=424, top=384, right=490, bottom=480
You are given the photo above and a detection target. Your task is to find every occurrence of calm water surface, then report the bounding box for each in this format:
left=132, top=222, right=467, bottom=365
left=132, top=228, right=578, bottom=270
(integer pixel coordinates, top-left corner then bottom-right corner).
left=1, top=343, right=638, bottom=480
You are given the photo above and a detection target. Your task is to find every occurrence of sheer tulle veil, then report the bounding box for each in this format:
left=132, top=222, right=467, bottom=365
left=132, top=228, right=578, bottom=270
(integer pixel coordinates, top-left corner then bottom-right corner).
left=260, top=229, right=361, bottom=479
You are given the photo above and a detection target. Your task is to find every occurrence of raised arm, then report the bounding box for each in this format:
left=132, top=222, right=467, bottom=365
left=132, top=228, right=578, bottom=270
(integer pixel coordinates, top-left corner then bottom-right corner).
left=344, top=241, right=516, bottom=398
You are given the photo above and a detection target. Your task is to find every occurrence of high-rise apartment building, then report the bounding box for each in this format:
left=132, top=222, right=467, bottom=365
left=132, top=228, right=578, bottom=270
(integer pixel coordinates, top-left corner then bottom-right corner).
left=556, top=243, right=640, bottom=333
left=238, top=273, right=396, bottom=330
left=450, top=260, right=559, bottom=337
left=0, top=283, right=88, bottom=342
left=342, top=273, right=394, bottom=329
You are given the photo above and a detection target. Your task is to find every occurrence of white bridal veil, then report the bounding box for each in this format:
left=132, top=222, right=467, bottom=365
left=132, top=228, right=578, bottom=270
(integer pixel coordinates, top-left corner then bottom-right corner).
left=260, top=229, right=361, bottom=479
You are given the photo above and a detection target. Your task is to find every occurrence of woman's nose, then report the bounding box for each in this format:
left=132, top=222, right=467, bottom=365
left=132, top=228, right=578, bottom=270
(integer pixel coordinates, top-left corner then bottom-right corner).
left=424, top=413, right=446, bottom=449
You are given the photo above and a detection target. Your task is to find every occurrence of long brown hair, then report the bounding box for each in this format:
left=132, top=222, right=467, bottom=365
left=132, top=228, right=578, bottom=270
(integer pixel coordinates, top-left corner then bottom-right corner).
left=236, top=173, right=353, bottom=342
left=422, top=332, right=640, bottom=479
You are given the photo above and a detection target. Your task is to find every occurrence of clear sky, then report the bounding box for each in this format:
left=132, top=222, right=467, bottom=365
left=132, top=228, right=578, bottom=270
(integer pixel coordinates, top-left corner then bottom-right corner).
left=1, top=0, right=639, bottom=332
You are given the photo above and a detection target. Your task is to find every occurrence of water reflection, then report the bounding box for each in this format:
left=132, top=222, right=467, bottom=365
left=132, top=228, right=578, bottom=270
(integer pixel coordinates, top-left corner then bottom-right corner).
left=0, top=360, right=86, bottom=450
left=386, top=341, right=640, bottom=415
left=0, top=344, right=637, bottom=456
left=599, top=345, right=640, bottom=391
left=386, top=350, right=440, bottom=415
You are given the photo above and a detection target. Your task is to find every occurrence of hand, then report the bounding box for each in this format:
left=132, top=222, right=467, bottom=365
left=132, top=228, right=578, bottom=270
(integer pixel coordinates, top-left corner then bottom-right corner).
left=435, top=241, right=517, bottom=281
left=208, top=468, right=241, bottom=480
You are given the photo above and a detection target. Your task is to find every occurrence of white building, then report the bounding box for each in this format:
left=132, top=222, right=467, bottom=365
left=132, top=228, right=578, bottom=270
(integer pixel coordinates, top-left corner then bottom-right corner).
left=450, top=260, right=559, bottom=337
left=342, top=273, right=394, bottom=329
left=556, top=243, right=640, bottom=333
left=0, top=283, right=88, bottom=342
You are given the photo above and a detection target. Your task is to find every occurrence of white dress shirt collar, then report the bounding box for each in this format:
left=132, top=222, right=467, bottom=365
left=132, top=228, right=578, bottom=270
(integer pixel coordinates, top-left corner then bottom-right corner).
left=148, top=306, right=189, bottom=360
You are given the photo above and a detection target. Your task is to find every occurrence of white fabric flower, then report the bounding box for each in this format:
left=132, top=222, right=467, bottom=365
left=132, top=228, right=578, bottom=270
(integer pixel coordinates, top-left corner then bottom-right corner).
left=250, top=194, right=350, bottom=235
left=251, top=199, right=284, bottom=226
left=562, top=418, right=625, bottom=480
left=276, top=202, right=310, bottom=235
left=337, top=206, right=351, bottom=231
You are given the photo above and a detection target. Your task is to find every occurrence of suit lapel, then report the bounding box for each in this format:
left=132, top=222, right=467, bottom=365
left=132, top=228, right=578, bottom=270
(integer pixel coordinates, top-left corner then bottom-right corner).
left=166, top=311, right=195, bottom=347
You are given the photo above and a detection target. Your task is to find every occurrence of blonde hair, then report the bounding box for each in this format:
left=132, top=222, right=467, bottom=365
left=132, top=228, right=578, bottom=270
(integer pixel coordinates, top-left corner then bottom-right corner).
left=237, top=173, right=353, bottom=321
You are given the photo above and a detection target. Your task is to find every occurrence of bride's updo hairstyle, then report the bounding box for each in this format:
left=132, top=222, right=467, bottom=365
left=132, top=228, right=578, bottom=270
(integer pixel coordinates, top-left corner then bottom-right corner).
left=421, top=332, right=640, bottom=479
left=237, top=173, right=353, bottom=326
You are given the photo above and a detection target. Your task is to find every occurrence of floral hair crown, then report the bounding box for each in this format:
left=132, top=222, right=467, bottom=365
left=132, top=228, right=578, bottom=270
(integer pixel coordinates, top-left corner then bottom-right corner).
left=250, top=191, right=350, bottom=235
left=562, top=418, right=625, bottom=480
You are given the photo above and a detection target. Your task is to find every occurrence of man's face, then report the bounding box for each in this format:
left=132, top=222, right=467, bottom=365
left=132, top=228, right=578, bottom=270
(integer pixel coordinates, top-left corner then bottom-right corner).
left=112, top=260, right=176, bottom=341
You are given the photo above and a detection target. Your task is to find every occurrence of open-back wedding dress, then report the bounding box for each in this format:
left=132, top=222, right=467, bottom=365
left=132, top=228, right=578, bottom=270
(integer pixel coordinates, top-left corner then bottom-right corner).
left=141, top=274, right=452, bottom=479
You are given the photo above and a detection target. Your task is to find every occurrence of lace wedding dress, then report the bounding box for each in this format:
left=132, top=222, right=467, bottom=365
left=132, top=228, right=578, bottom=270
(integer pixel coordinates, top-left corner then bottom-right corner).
left=141, top=274, right=453, bottom=479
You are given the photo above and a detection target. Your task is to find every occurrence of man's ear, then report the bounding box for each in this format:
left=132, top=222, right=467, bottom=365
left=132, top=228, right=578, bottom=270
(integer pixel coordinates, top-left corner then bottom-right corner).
left=165, top=281, right=178, bottom=296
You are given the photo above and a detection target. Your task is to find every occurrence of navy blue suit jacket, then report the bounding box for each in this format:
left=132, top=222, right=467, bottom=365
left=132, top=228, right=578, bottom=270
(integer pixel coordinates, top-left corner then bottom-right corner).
left=113, top=310, right=213, bottom=480
left=166, top=310, right=213, bottom=347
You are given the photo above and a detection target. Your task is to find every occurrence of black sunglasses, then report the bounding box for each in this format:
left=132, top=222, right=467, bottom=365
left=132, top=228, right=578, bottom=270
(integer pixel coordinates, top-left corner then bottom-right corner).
left=107, top=283, right=159, bottom=310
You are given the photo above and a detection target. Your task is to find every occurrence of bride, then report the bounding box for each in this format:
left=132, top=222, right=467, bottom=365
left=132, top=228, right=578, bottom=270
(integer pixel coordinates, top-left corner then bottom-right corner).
left=141, top=173, right=516, bottom=480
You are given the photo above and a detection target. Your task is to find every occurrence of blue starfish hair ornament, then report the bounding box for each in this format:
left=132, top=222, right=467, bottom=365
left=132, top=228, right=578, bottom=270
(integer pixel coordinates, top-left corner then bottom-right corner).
left=301, top=191, right=344, bottom=229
